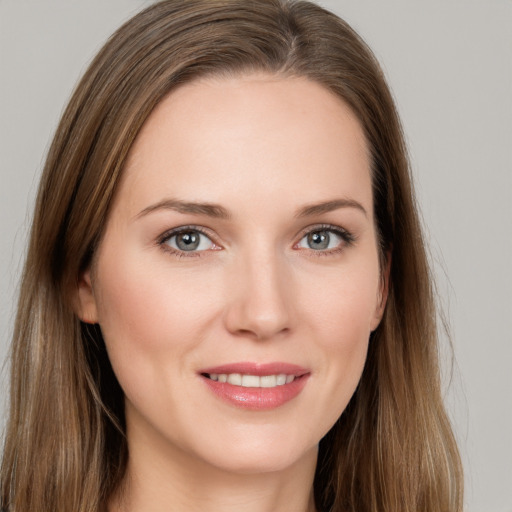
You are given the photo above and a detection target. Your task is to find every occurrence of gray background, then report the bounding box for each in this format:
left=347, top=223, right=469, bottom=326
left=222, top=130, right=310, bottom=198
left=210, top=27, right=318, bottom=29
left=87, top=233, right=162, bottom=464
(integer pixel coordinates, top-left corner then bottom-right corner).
left=0, top=1, right=511, bottom=510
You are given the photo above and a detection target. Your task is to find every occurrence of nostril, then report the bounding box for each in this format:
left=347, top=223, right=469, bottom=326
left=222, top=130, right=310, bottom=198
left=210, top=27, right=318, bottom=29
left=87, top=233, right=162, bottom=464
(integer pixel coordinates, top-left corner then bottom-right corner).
left=222, top=264, right=293, bottom=339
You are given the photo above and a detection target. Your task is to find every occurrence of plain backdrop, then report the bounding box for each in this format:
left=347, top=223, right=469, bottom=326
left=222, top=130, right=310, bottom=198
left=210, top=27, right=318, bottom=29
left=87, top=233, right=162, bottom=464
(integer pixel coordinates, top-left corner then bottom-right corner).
left=0, top=1, right=511, bottom=510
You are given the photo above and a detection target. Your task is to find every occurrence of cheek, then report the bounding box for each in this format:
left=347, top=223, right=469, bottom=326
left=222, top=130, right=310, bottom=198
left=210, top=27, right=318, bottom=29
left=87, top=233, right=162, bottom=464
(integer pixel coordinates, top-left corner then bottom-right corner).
left=301, top=257, right=380, bottom=342
left=92, top=252, right=228, bottom=438
left=91, top=245, right=218, bottom=399
left=95, top=253, right=205, bottom=346
left=316, top=280, right=374, bottom=379
left=297, top=259, right=379, bottom=421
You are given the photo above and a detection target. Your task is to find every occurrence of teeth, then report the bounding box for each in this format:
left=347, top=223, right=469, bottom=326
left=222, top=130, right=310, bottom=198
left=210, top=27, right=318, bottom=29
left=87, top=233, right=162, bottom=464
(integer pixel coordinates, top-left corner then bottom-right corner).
left=242, top=374, right=260, bottom=387
left=207, top=373, right=296, bottom=388
left=227, top=373, right=242, bottom=386
left=276, top=374, right=286, bottom=386
left=260, top=375, right=277, bottom=387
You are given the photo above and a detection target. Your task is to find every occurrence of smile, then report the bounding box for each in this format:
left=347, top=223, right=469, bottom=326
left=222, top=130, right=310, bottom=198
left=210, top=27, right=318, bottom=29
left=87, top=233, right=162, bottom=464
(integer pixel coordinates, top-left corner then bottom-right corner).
left=199, top=362, right=310, bottom=410
left=205, top=373, right=296, bottom=387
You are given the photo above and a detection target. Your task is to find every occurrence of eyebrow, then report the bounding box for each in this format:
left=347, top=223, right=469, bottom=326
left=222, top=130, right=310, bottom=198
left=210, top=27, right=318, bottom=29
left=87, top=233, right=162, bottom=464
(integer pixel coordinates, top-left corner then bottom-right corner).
left=136, top=198, right=231, bottom=220
left=136, top=197, right=367, bottom=220
left=295, top=198, right=368, bottom=218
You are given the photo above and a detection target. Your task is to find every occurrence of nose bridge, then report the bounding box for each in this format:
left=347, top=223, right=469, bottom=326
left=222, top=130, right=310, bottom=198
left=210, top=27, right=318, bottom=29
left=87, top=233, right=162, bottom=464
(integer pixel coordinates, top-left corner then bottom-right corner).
left=224, top=243, right=292, bottom=340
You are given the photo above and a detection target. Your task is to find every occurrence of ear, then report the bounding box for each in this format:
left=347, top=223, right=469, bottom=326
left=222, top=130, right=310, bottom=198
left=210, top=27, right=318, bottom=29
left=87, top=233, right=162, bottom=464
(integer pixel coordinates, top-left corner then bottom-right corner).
left=370, top=251, right=391, bottom=332
left=74, top=268, right=99, bottom=324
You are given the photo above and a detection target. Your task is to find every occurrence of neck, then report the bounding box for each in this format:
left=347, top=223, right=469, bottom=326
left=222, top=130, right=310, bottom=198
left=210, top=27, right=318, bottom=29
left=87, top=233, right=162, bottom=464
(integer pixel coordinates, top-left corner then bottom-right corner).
left=108, top=430, right=318, bottom=512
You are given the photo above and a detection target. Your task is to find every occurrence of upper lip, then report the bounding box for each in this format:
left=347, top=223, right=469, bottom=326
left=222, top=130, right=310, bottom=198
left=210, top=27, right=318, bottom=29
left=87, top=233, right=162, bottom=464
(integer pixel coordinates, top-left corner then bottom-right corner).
left=199, top=362, right=309, bottom=377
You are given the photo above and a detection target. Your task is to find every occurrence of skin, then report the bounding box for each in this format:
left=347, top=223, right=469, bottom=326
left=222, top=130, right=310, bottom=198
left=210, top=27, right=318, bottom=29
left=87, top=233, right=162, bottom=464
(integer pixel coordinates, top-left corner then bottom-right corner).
left=77, top=74, right=388, bottom=512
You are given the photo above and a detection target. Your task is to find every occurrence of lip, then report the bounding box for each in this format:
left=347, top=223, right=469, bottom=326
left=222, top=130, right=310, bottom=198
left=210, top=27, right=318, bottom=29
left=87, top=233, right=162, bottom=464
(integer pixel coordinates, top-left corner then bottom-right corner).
left=199, top=362, right=310, bottom=410
left=200, top=361, right=309, bottom=377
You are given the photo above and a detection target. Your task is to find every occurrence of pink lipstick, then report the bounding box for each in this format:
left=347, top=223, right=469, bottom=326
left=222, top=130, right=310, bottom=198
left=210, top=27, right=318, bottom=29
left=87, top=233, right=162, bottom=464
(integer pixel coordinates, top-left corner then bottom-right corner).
left=199, top=362, right=310, bottom=410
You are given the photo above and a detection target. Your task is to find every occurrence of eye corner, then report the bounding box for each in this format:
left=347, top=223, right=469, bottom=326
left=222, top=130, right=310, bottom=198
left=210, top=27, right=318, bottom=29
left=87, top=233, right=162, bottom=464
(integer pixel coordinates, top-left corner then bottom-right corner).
left=157, top=225, right=222, bottom=257
left=294, top=224, right=356, bottom=255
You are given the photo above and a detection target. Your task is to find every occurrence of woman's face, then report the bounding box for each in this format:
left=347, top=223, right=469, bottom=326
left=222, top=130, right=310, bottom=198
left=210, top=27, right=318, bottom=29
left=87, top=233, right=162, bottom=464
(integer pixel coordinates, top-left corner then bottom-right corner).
left=78, top=74, right=387, bottom=474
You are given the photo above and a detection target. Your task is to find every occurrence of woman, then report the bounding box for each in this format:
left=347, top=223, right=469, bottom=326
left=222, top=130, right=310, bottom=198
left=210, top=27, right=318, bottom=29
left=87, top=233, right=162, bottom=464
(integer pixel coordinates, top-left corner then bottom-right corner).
left=1, top=0, right=463, bottom=511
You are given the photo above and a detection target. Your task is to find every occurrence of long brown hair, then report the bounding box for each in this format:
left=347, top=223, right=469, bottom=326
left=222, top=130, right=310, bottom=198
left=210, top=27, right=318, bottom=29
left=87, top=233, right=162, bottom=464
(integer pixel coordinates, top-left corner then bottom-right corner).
left=1, top=1, right=463, bottom=510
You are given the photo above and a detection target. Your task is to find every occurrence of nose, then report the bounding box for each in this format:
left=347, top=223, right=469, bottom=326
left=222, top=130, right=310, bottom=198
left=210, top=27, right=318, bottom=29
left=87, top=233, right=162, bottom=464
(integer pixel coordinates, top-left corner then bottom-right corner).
left=223, top=250, right=294, bottom=341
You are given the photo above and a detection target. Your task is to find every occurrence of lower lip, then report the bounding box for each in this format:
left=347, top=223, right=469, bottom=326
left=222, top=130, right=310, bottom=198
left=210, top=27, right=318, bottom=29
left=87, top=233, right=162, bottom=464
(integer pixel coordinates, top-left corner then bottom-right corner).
left=201, top=374, right=309, bottom=410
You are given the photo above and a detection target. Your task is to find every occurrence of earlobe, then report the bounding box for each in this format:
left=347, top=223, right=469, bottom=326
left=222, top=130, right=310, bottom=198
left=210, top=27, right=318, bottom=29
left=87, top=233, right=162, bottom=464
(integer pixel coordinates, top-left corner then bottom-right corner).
left=371, top=251, right=391, bottom=331
left=74, top=269, right=99, bottom=324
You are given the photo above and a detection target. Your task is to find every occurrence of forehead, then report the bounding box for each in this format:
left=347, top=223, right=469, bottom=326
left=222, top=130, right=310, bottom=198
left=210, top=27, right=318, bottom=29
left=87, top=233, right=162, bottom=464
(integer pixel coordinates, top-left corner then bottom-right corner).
left=117, top=74, right=372, bottom=219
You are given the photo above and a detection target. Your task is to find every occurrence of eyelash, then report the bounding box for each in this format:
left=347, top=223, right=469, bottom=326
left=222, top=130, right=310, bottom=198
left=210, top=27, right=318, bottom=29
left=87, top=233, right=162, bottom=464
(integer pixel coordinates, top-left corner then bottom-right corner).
left=295, top=224, right=356, bottom=257
left=157, top=225, right=218, bottom=258
left=157, top=223, right=356, bottom=258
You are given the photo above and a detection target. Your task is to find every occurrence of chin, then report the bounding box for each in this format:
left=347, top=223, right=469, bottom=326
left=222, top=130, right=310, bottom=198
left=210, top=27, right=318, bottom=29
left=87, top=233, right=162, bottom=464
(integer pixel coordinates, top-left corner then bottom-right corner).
left=187, top=428, right=319, bottom=475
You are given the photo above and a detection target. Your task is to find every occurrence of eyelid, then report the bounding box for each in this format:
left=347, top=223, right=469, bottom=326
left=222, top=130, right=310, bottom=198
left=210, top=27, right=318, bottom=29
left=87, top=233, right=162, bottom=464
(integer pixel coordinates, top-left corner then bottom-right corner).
left=293, top=223, right=356, bottom=252
left=157, top=225, right=222, bottom=256
left=156, top=223, right=355, bottom=258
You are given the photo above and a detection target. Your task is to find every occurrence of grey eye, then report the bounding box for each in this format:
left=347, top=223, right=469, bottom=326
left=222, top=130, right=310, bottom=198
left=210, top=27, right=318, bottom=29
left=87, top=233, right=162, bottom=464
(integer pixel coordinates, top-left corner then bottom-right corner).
left=166, top=230, right=214, bottom=252
left=298, top=230, right=344, bottom=251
